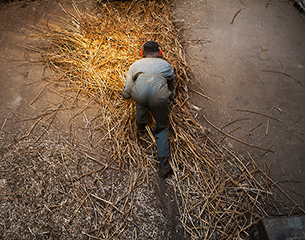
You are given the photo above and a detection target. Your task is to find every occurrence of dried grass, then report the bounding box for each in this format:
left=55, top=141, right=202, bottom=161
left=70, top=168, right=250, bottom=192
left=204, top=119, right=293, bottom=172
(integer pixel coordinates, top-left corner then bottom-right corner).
left=24, top=0, right=304, bottom=239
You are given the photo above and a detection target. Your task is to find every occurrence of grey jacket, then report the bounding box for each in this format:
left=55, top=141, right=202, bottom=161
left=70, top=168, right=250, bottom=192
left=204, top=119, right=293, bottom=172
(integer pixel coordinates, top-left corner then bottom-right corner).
left=122, top=58, right=175, bottom=104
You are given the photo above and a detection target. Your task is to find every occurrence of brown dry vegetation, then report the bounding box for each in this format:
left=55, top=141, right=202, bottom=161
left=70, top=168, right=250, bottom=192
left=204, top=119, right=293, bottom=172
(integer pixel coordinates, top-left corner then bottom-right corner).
left=0, top=0, right=304, bottom=239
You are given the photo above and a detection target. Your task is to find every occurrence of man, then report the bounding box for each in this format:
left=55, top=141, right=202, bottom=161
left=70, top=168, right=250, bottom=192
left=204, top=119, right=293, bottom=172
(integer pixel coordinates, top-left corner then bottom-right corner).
left=122, top=41, right=175, bottom=174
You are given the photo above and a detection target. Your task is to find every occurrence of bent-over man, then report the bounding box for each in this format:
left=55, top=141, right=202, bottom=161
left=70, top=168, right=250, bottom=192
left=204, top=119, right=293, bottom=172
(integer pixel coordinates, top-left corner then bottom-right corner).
left=122, top=41, right=175, bottom=175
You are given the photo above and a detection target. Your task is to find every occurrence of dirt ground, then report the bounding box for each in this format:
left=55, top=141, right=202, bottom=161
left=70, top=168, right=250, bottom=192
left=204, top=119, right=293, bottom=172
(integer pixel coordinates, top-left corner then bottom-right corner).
left=0, top=0, right=304, bottom=239
left=0, top=1, right=186, bottom=239
left=172, top=0, right=305, bottom=206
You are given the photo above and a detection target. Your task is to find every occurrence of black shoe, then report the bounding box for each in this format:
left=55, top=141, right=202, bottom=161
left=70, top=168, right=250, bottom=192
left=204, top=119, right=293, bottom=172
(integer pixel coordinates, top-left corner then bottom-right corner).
left=159, top=157, right=172, bottom=178
left=137, top=123, right=146, bottom=133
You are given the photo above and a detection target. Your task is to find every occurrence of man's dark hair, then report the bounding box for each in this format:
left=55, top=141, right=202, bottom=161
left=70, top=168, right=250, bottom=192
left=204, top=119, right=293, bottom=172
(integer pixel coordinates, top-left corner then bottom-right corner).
left=142, top=41, right=160, bottom=58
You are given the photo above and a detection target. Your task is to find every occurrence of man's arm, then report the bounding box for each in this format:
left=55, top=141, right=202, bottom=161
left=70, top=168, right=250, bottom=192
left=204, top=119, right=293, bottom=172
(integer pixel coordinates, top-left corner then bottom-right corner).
left=122, top=67, right=134, bottom=99
left=167, top=68, right=175, bottom=99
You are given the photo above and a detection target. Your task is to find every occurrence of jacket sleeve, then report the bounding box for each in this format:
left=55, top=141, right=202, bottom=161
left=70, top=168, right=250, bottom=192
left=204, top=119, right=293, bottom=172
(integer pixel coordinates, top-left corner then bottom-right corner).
left=167, top=68, right=175, bottom=99
left=122, top=67, right=134, bottom=99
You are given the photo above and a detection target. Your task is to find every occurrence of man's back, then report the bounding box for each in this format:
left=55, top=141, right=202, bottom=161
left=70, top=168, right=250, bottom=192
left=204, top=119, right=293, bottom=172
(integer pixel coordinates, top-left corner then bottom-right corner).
left=122, top=58, right=175, bottom=99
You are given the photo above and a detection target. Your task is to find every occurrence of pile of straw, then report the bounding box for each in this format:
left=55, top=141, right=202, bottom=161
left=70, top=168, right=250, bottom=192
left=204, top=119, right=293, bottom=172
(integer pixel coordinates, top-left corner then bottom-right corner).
left=30, top=0, right=303, bottom=239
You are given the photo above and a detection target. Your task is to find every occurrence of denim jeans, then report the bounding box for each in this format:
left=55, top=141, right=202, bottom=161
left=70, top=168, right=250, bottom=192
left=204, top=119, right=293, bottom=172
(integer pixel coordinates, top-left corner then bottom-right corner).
left=136, top=98, right=170, bottom=158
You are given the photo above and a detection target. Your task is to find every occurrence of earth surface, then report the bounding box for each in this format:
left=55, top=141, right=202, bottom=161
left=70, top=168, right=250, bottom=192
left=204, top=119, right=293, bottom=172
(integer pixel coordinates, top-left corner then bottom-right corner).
left=0, top=0, right=304, bottom=239
left=172, top=0, right=305, bottom=207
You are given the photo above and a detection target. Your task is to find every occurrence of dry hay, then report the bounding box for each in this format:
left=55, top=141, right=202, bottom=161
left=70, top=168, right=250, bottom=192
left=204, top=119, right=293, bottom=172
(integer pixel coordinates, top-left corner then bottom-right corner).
left=21, top=0, right=304, bottom=239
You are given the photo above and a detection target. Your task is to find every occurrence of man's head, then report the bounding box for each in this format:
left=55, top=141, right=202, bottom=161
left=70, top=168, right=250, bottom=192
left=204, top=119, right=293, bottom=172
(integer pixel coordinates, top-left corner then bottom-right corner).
left=140, top=41, right=161, bottom=58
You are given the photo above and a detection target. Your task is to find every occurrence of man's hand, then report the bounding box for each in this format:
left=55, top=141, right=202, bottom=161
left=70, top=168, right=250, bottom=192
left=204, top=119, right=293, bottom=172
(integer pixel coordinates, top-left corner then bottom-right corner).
left=169, top=90, right=175, bottom=100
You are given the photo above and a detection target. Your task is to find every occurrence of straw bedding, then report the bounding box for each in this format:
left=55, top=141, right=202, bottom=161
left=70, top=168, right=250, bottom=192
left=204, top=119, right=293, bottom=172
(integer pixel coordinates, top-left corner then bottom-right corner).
left=22, top=0, right=303, bottom=239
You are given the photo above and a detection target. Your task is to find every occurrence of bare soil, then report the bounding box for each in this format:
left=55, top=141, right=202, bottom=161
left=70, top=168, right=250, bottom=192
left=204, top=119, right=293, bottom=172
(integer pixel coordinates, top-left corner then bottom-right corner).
left=172, top=0, right=305, bottom=206
left=0, top=1, right=186, bottom=239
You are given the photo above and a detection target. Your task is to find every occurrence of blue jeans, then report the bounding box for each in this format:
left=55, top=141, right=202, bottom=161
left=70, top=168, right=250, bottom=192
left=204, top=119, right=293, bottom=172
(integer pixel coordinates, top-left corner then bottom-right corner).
left=136, top=98, right=170, bottom=158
